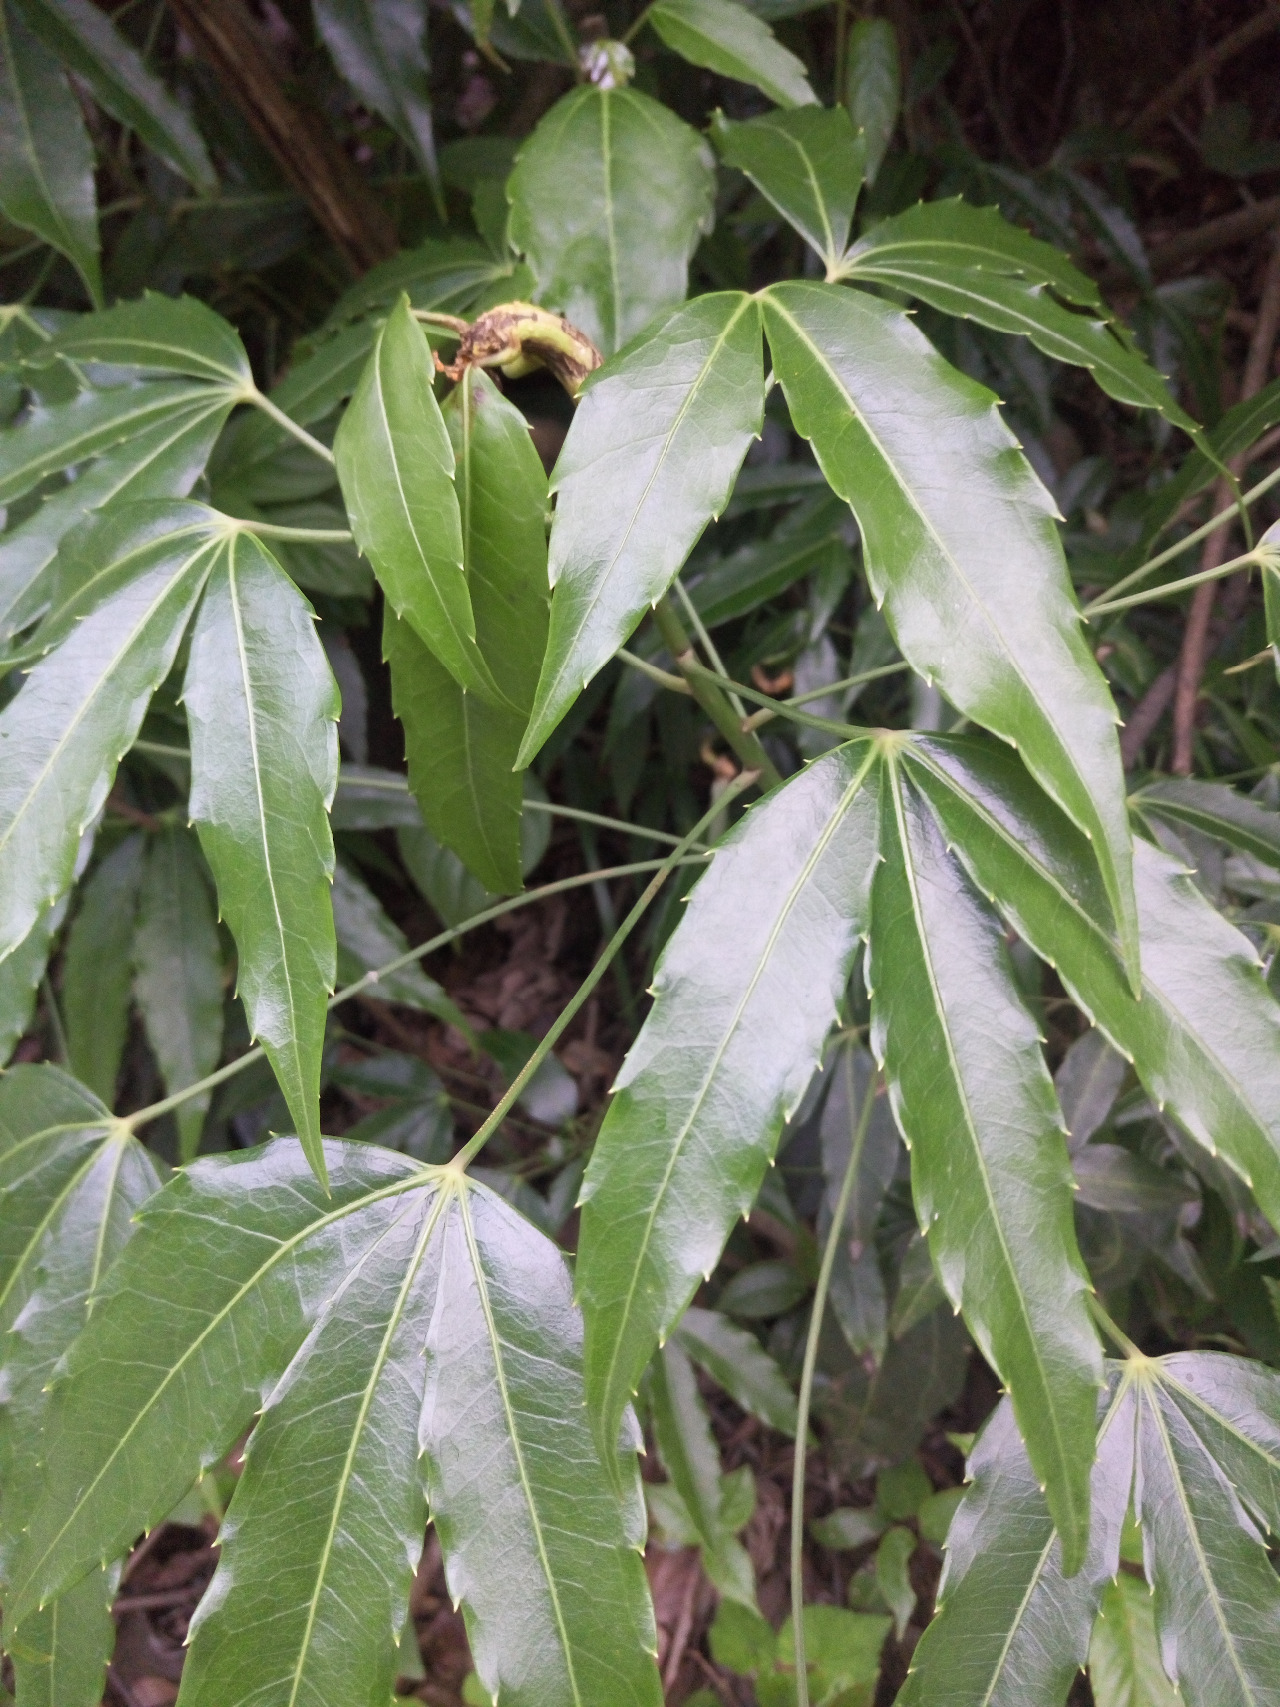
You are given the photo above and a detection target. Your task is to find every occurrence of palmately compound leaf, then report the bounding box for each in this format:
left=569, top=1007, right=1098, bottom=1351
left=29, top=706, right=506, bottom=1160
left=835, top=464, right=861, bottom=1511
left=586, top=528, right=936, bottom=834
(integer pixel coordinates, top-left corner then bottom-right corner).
left=11, top=1139, right=663, bottom=1707
left=673, top=1306, right=798, bottom=1437
left=335, top=295, right=504, bottom=705
left=710, top=107, right=865, bottom=275
left=388, top=366, right=549, bottom=893
left=869, top=751, right=1101, bottom=1569
left=1133, top=777, right=1280, bottom=870
left=576, top=740, right=880, bottom=1481
left=0, top=0, right=100, bottom=302
left=36, top=291, right=252, bottom=388
left=762, top=282, right=1139, bottom=983
left=648, top=0, right=816, bottom=111
left=898, top=1373, right=1135, bottom=1707
left=907, top=735, right=1280, bottom=1235
left=61, top=833, right=145, bottom=1105
left=183, top=530, right=339, bottom=1182
left=15, top=0, right=215, bottom=190
left=1132, top=1353, right=1280, bottom=1707
left=507, top=86, right=715, bottom=354
left=0, top=502, right=219, bottom=962
left=519, top=292, right=763, bottom=764
left=131, top=827, right=224, bottom=1162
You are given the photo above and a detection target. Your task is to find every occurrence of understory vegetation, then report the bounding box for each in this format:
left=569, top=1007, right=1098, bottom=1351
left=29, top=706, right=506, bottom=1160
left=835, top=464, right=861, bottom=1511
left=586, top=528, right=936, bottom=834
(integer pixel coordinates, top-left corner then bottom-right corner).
left=2, top=2, right=1280, bottom=1704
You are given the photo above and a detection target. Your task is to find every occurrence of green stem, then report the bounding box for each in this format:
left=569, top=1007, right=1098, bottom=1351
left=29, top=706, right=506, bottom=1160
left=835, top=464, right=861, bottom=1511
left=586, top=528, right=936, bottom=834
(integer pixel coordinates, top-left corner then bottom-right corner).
left=239, top=520, right=354, bottom=545
left=448, top=775, right=753, bottom=1172
left=411, top=310, right=470, bottom=335
left=1087, top=1292, right=1144, bottom=1360
left=41, top=975, right=69, bottom=1068
left=791, top=1061, right=879, bottom=1707
left=617, top=646, right=693, bottom=696
left=1084, top=546, right=1265, bottom=618
left=1093, top=462, right=1280, bottom=607
left=243, top=389, right=336, bottom=465
left=622, top=1, right=654, bottom=42
left=523, top=796, right=710, bottom=851
left=680, top=657, right=868, bottom=742
left=543, top=0, right=584, bottom=74
left=121, top=856, right=708, bottom=1133
left=743, top=660, right=910, bottom=730
left=674, top=578, right=746, bottom=719
left=652, top=598, right=784, bottom=788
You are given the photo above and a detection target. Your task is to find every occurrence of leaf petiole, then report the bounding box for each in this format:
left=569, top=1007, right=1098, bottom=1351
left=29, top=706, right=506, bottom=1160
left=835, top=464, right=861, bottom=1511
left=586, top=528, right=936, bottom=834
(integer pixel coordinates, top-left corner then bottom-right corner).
left=241, top=388, right=337, bottom=465
left=1084, top=546, right=1268, bottom=619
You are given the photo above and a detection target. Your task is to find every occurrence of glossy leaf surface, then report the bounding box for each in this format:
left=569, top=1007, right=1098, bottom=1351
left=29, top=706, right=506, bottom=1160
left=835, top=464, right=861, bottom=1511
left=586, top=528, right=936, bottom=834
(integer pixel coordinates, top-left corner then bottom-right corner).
left=869, top=756, right=1100, bottom=1567
left=1133, top=778, right=1280, bottom=869
left=762, top=282, right=1138, bottom=979
left=61, top=834, right=144, bottom=1104
left=183, top=531, right=339, bottom=1180
left=711, top=107, right=865, bottom=272
left=520, top=292, right=763, bottom=762
left=314, top=0, right=436, bottom=176
left=673, top=1305, right=798, bottom=1436
left=8, top=1560, right=118, bottom=1707
left=39, top=293, right=251, bottom=386
left=335, top=296, right=501, bottom=704
left=577, top=741, right=880, bottom=1476
left=844, top=17, right=899, bottom=183
left=507, top=86, right=715, bottom=353
left=649, top=0, right=815, bottom=110
left=1089, top=1574, right=1180, bottom=1707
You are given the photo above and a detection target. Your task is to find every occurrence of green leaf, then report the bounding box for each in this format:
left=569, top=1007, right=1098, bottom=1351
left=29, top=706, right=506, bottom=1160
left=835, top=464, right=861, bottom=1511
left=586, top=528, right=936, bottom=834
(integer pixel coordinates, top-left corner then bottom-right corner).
left=61, top=833, right=145, bottom=1104
left=1089, top=1573, right=1180, bottom=1707
left=711, top=107, right=865, bottom=274
left=333, top=762, right=425, bottom=831
left=688, top=492, right=850, bottom=629
left=899, top=1374, right=1135, bottom=1707
left=15, top=0, right=215, bottom=190
left=4, top=1139, right=421, bottom=1621
left=518, top=292, right=763, bottom=763
left=839, top=203, right=1202, bottom=436
left=875, top=1526, right=916, bottom=1639
left=314, top=0, right=437, bottom=178
left=648, top=0, right=815, bottom=110
left=771, top=1605, right=889, bottom=1707
left=0, top=503, right=218, bottom=961
left=869, top=753, right=1101, bottom=1569
left=0, top=900, right=62, bottom=1064
left=0, top=0, right=99, bottom=303
left=844, top=17, right=899, bottom=184
left=331, top=857, right=464, bottom=1023
left=907, top=734, right=1280, bottom=1235
left=7, top=1561, right=119, bottom=1707
left=387, top=366, right=549, bottom=893
left=673, top=1305, right=798, bottom=1436
left=40, top=292, right=252, bottom=387
left=335, top=296, right=504, bottom=705
left=0, top=389, right=237, bottom=645
left=507, top=86, right=715, bottom=354
left=183, top=531, right=339, bottom=1182
left=820, top=1042, right=900, bottom=1361
left=132, top=827, right=224, bottom=1161
left=762, top=282, right=1138, bottom=982
left=577, top=740, right=880, bottom=1481
left=320, top=235, right=516, bottom=335
left=808, top=1507, right=882, bottom=1550
left=1134, top=778, right=1280, bottom=870
left=1132, top=1355, right=1280, bottom=1706
left=1056, top=1027, right=1127, bottom=1151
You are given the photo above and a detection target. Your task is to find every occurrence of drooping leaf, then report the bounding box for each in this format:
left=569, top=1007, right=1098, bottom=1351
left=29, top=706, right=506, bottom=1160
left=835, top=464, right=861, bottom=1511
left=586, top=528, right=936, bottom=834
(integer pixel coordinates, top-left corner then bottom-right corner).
left=844, top=17, right=899, bottom=184
left=868, top=753, right=1101, bottom=1568
left=507, top=86, right=715, bottom=354
left=648, top=0, right=815, bottom=110
left=0, top=503, right=219, bottom=961
left=61, top=833, right=145, bottom=1105
left=183, top=530, right=339, bottom=1182
left=314, top=0, right=437, bottom=178
left=898, top=1373, right=1135, bottom=1707
left=673, top=1306, right=798, bottom=1436
left=820, top=1041, right=900, bottom=1362
left=131, top=827, right=224, bottom=1162
left=421, top=1179, right=663, bottom=1707
left=577, top=740, right=880, bottom=1479
left=0, top=900, right=63, bottom=1064
left=1133, top=778, right=1280, bottom=870
left=15, top=0, right=215, bottom=190
left=335, top=296, right=503, bottom=705
left=710, top=108, right=865, bottom=274
left=518, top=292, right=763, bottom=763
left=761, top=282, right=1138, bottom=981
left=7, top=1560, right=119, bottom=1707
left=908, top=734, right=1280, bottom=1234
left=838, top=202, right=1203, bottom=436
left=0, top=0, right=100, bottom=302
left=388, top=366, right=549, bottom=893
left=1089, top=1573, right=1180, bottom=1707
left=1055, top=1027, right=1127, bottom=1152
left=36, top=292, right=252, bottom=387
left=330, top=858, right=464, bottom=1024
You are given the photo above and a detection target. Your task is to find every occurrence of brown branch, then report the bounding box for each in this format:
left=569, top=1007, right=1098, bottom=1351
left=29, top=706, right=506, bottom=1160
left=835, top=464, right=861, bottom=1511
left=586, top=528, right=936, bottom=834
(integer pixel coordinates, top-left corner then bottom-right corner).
left=166, top=0, right=397, bottom=274
left=1120, top=573, right=1253, bottom=769
left=1170, top=233, right=1280, bottom=773
left=1130, top=5, right=1280, bottom=139
left=1145, top=197, right=1280, bottom=276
